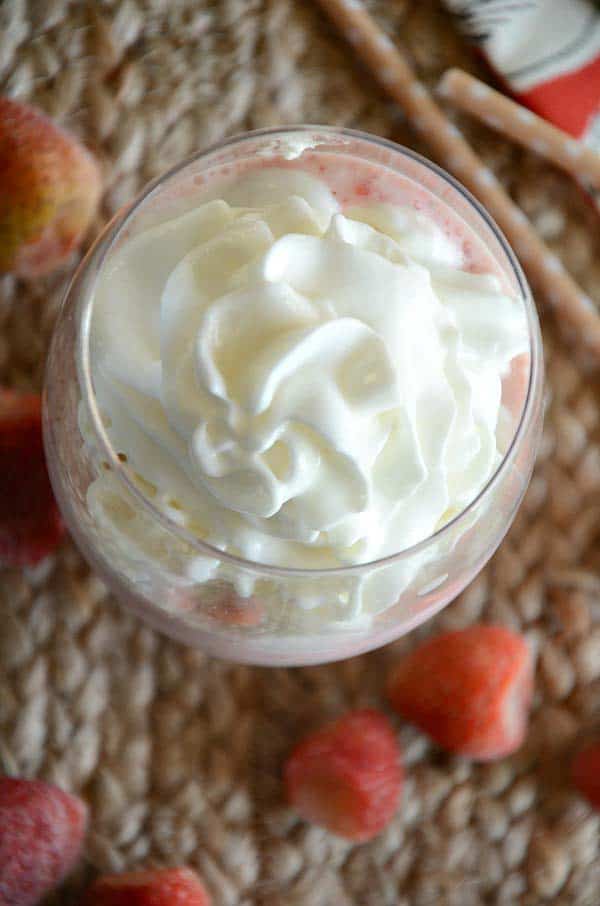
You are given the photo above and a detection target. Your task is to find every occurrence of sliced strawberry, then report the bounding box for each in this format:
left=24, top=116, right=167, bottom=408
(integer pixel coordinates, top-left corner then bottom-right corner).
left=0, top=778, right=87, bottom=906
left=0, top=389, right=64, bottom=566
left=80, top=868, right=211, bottom=906
left=284, top=709, right=403, bottom=841
left=387, top=624, right=533, bottom=761
left=572, top=741, right=600, bottom=811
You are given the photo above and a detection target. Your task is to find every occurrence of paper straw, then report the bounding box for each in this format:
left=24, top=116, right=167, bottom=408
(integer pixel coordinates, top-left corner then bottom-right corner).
left=438, top=68, right=600, bottom=191
left=313, top=0, right=600, bottom=357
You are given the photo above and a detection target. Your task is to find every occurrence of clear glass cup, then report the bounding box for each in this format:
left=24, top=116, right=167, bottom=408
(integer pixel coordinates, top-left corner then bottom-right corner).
left=43, top=126, right=544, bottom=666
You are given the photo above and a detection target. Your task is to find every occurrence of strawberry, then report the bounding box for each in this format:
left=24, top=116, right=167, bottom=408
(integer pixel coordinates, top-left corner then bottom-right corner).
left=0, top=97, right=101, bottom=277
left=284, top=709, right=403, bottom=841
left=168, top=588, right=264, bottom=626
left=80, top=868, right=211, bottom=906
left=212, top=592, right=264, bottom=627
left=0, top=390, right=64, bottom=566
left=572, top=741, right=600, bottom=810
left=500, top=351, right=530, bottom=415
left=387, top=624, right=533, bottom=761
left=0, top=778, right=87, bottom=906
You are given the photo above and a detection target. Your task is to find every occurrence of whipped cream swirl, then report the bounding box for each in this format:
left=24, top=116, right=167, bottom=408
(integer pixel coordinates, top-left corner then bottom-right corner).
left=91, top=167, right=528, bottom=580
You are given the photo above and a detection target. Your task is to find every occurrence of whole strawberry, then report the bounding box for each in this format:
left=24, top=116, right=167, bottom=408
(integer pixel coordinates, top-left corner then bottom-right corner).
left=80, top=868, right=211, bottom=906
left=284, top=709, right=403, bottom=841
left=0, top=390, right=64, bottom=566
left=387, top=624, right=533, bottom=761
left=0, top=778, right=87, bottom=906
left=0, top=97, right=101, bottom=277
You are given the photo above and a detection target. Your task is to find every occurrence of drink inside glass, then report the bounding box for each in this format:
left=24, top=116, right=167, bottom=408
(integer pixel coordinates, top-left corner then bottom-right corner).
left=44, top=127, right=543, bottom=665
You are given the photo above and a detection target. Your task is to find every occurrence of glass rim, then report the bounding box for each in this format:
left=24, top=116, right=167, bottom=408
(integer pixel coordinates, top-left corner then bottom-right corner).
left=73, top=124, right=543, bottom=578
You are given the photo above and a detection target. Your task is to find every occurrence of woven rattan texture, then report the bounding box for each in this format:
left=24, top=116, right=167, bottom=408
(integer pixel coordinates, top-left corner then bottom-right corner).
left=3, top=1, right=600, bottom=903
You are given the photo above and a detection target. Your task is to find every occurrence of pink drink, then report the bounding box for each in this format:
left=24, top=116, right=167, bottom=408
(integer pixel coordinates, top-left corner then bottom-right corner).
left=156, top=150, right=507, bottom=280
left=44, top=128, right=543, bottom=665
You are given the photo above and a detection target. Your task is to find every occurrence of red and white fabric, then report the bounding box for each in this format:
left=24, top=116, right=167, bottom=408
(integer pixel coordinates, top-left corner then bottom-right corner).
left=444, top=0, right=600, bottom=149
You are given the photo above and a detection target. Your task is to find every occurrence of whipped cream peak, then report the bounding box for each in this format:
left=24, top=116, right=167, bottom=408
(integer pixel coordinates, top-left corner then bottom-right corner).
left=91, top=167, right=528, bottom=584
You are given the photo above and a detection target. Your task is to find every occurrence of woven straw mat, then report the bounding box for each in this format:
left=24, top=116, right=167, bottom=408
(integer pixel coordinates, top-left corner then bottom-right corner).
left=3, top=1, right=600, bottom=904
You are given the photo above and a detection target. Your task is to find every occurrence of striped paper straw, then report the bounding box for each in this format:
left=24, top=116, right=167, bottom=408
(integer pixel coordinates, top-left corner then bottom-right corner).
left=313, top=0, right=600, bottom=357
left=438, top=68, right=600, bottom=192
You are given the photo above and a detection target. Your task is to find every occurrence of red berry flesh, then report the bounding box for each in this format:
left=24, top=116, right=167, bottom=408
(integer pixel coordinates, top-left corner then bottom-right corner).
left=80, top=868, right=211, bottom=906
left=0, top=390, right=64, bottom=566
left=572, top=741, right=600, bottom=811
left=0, top=778, right=87, bottom=906
left=387, top=624, right=533, bottom=761
left=284, top=708, right=403, bottom=841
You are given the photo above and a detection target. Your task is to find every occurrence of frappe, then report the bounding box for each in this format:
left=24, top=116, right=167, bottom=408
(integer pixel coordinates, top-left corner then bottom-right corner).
left=44, top=128, right=543, bottom=663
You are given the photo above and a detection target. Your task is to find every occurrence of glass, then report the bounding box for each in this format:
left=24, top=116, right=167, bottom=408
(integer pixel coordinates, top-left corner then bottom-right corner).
left=43, top=126, right=544, bottom=666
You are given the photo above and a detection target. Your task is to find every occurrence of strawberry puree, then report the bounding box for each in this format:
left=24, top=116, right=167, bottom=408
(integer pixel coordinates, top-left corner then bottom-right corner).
left=182, top=148, right=509, bottom=282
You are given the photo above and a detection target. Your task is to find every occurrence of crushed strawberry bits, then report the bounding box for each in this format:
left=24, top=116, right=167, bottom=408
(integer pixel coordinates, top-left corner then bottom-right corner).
left=0, top=389, right=64, bottom=567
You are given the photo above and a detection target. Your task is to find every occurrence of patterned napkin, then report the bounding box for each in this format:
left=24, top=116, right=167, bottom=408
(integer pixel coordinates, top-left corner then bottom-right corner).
left=444, top=0, right=600, bottom=149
